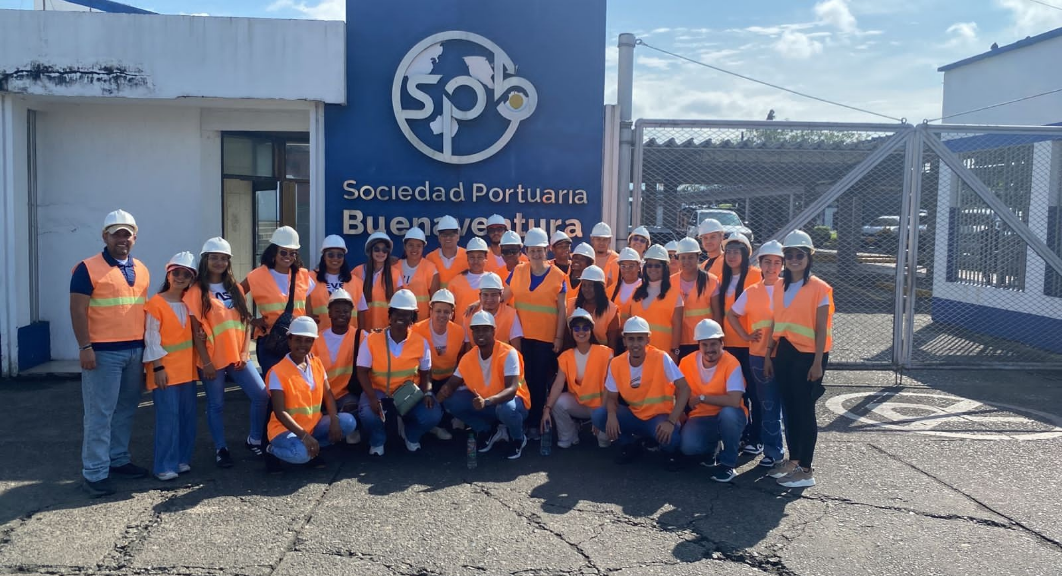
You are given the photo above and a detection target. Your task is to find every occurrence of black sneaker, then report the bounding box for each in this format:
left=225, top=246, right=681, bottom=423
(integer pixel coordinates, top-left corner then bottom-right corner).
left=615, top=443, right=641, bottom=465
left=307, top=455, right=327, bottom=469
left=109, top=463, right=148, bottom=479
left=506, top=436, right=527, bottom=460
left=741, top=443, right=764, bottom=456
left=215, top=448, right=234, bottom=468
left=245, top=440, right=265, bottom=457
left=710, top=466, right=736, bottom=483
left=475, top=431, right=493, bottom=452
left=264, top=451, right=283, bottom=474
left=83, top=477, right=116, bottom=498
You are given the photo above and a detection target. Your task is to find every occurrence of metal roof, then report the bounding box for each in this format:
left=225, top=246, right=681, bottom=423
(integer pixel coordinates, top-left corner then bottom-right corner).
left=938, top=26, right=1062, bottom=72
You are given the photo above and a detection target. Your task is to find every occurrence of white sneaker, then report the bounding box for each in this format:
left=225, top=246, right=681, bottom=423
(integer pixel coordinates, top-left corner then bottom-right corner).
left=156, top=471, right=178, bottom=481
left=479, top=424, right=509, bottom=453
left=405, top=439, right=421, bottom=452
left=345, top=430, right=362, bottom=445
left=369, top=445, right=384, bottom=457
left=177, top=463, right=191, bottom=474
left=430, top=426, right=453, bottom=440
left=557, top=438, right=579, bottom=449
left=596, top=432, right=611, bottom=448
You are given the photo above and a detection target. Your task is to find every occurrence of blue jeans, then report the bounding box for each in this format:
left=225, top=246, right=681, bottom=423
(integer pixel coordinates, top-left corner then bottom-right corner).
left=591, top=406, right=681, bottom=453
left=200, top=363, right=269, bottom=450
left=81, top=347, right=145, bottom=482
left=680, top=407, right=747, bottom=467
left=358, top=389, right=443, bottom=448
left=270, top=414, right=356, bottom=464
left=750, top=355, right=785, bottom=460
left=152, top=381, right=197, bottom=476
left=444, top=389, right=527, bottom=441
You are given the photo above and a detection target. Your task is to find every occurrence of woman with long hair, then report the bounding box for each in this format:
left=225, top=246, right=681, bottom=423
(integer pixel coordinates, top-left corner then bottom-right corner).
left=625, top=244, right=683, bottom=361
left=309, top=235, right=364, bottom=332
left=610, top=247, right=643, bottom=325
left=541, top=308, right=613, bottom=449
left=354, top=232, right=404, bottom=332
left=567, top=265, right=619, bottom=349
left=672, top=237, right=721, bottom=359
left=718, top=234, right=763, bottom=455
left=399, top=228, right=440, bottom=320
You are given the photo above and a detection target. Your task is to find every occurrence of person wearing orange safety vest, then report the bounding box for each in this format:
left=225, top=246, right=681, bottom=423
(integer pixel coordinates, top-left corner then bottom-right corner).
left=460, top=272, right=523, bottom=350
left=672, top=237, right=721, bottom=359
left=240, top=226, right=315, bottom=374
left=309, top=235, right=363, bottom=333
left=70, top=209, right=151, bottom=497
left=355, top=290, right=443, bottom=456
left=541, top=308, right=614, bottom=449
left=354, top=232, right=404, bottom=332
left=592, top=316, right=691, bottom=469
left=697, top=218, right=726, bottom=279
left=448, top=237, right=492, bottom=318
left=624, top=245, right=683, bottom=361
left=263, top=316, right=356, bottom=470
left=398, top=227, right=440, bottom=318
left=187, top=237, right=268, bottom=466
left=610, top=247, right=643, bottom=327
left=411, top=289, right=466, bottom=441
left=627, top=226, right=651, bottom=258
left=678, top=319, right=748, bottom=483
left=437, top=310, right=531, bottom=460
left=727, top=240, right=785, bottom=470
left=665, top=240, right=680, bottom=276
left=548, top=230, right=573, bottom=274
left=589, top=222, right=621, bottom=285
left=498, top=230, right=528, bottom=279
left=484, top=214, right=510, bottom=275
left=311, top=289, right=359, bottom=417
left=425, top=215, right=468, bottom=288
left=144, top=252, right=200, bottom=482
left=566, top=265, right=620, bottom=350
left=568, top=242, right=597, bottom=303
left=763, top=230, right=834, bottom=489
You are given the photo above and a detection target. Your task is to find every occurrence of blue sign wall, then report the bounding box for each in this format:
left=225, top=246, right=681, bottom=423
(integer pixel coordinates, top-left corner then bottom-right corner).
left=325, top=0, right=607, bottom=263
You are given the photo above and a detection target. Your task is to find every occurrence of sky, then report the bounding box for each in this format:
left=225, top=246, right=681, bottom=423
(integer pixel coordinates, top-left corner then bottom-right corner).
left=4, top=0, right=1062, bottom=123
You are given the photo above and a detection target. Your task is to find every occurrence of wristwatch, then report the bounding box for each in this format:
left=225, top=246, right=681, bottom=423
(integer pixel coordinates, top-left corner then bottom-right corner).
left=671, top=348, right=681, bottom=356
left=698, top=394, right=706, bottom=402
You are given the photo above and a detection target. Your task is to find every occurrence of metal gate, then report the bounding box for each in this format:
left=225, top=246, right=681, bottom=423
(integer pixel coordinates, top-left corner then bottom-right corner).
left=629, top=120, right=1062, bottom=369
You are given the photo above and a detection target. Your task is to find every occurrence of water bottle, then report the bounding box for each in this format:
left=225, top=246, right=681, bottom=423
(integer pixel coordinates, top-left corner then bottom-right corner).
left=540, top=420, right=552, bottom=456
left=466, top=429, right=477, bottom=470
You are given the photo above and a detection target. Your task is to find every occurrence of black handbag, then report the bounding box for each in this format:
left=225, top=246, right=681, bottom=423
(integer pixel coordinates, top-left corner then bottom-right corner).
left=257, top=268, right=299, bottom=358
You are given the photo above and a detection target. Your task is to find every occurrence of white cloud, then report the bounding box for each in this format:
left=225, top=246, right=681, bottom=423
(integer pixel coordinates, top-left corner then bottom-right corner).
left=773, top=30, right=824, bottom=59
left=814, top=0, right=858, bottom=34
left=637, top=56, right=674, bottom=70
left=944, top=21, right=979, bottom=48
left=995, top=0, right=1062, bottom=38
left=650, top=27, right=672, bottom=34
left=267, top=0, right=344, bottom=20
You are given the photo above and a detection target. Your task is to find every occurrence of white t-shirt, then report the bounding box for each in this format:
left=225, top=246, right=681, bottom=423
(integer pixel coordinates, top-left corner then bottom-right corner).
left=428, top=322, right=450, bottom=349
left=355, top=330, right=432, bottom=371
left=143, top=300, right=189, bottom=363
left=325, top=273, right=344, bottom=294
left=617, top=281, right=639, bottom=303
left=321, top=328, right=347, bottom=362
left=726, top=277, right=740, bottom=297
left=269, top=268, right=316, bottom=295
left=605, top=353, right=684, bottom=392
left=640, top=280, right=683, bottom=310
left=696, top=356, right=746, bottom=393
left=439, top=252, right=458, bottom=269
left=453, top=348, right=521, bottom=384
left=731, top=284, right=775, bottom=316
left=573, top=348, right=589, bottom=382
left=268, top=354, right=319, bottom=392
left=783, top=282, right=829, bottom=308
left=465, top=272, right=485, bottom=291
left=400, top=261, right=417, bottom=285
left=678, top=276, right=720, bottom=300
left=209, top=282, right=234, bottom=309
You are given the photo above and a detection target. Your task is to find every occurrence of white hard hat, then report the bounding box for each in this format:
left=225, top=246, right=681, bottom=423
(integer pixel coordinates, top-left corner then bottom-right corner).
left=486, top=214, right=508, bottom=228
left=755, top=239, right=785, bottom=260
left=723, top=233, right=752, bottom=254
left=389, top=289, right=419, bottom=311
left=783, top=230, right=815, bottom=254
left=664, top=240, right=679, bottom=253
left=550, top=230, right=571, bottom=246
left=479, top=272, right=504, bottom=291
left=364, top=232, right=392, bottom=254
left=103, top=209, right=138, bottom=235
left=270, top=226, right=301, bottom=250
left=643, top=244, right=670, bottom=262
left=628, top=226, right=651, bottom=242
left=524, top=228, right=549, bottom=248
left=287, top=316, right=319, bottom=338
left=403, top=227, right=427, bottom=244
left=676, top=237, right=701, bottom=255
left=200, top=236, right=232, bottom=257
left=329, top=288, right=354, bottom=305
left=430, top=288, right=456, bottom=306
left=321, top=234, right=347, bottom=253
left=436, top=215, right=460, bottom=232
left=580, top=265, right=606, bottom=283
left=466, top=237, right=489, bottom=252
left=166, top=251, right=196, bottom=274
left=694, top=319, right=725, bottom=341
left=469, top=310, right=496, bottom=328
left=568, top=307, right=595, bottom=326
left=623, top=316, right=651, bottom=334
left=573, top=242, right=597, bottom=260
left=698, top=218, right=725, bottom=236
left=618, top=247, right=642, bottom=263
left=590, top=222, right=613, bottom=238
left=500, top=230, right=522, bottom=247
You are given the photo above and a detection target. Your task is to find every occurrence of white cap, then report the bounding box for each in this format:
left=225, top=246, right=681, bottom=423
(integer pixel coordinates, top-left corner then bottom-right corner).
left=200, top=237, right=232, bottom=257
left=723, top=233, right=752, bottom=254
left=573, top=242, right=597, bottom=260
left=643, top=244, right=670, bottom=262
left=756, top=239, right=785, bottom=259
left=698, top=218, right=725, bottom=236
left=470, top=310, right=496, bottom=328
left=466, top=237, right=489, bottom=252
left=568, top=307, right=595, bottom=326
left=628, top=226, right=651, bottom=242
left=486, top=214, right=508, bottom=228
left=430, top=288, right=456, bottom=306
left=321, top=235, right=347, bottom=253
left=389, top=289, right=419, bottom=311
left=524, top=228, right=549, bottom=248
left=580, top=265, right=606, bottom=283
left=328, top=288, right=354, bottom=305
left=103, top=209, right=138, bottom=235
left=270, top=226, right=301, bottom=250
left=287, top=316, right=319, bottom=338
left=403, top=228, right=427, bottom=244
left=676, top=237, right=701, bottom=255
left=590, top=222, right=613, bottom=238
left=618, top=246, right=642, bottom=263
left=364, top=232, right=392, bottom=254
left=550, top=230, right=571, bottom=246
left=166, top=251, right=196, bottom=273
left=694, top=319, right=725, bottom=341
left=437, top=215, right=460, bottom=232
left=479, top=272, right=504, bottom=291
left=623, top=316, right=651, bottom=334
left=500, top=230, right=522, bottom=246
left=664, top=240, right=679, bottom=252
left=783, top=230, right=816, bottom=254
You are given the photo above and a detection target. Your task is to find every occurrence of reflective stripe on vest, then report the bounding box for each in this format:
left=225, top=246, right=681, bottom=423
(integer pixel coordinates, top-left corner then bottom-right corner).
left=311, top=329, right=356, bottom=400
left=672, top=270, right=719, bottom=346
left=457, top=341, right=530, bottom=410
left=722, top=268, right=762, bottom=349
left=679, top=351, right=747, bottom=418
left=144, top=295, right=196, bottom=390
left=246, top=266, right=310, bottom=333
left=78, top=253, right=150, bottom=343
left=771, top=276, right=834, bottom=354
left=366, top=329, right=426, bottom=396
left=413, top=319, right=464, bottom=380
left=557, top=344, right=612, bottom=409
left=266, top=356, right=326, bottom=441
left=629, top=287, right=680, bottom=350
left=608, top=347, right=675, bottom=420
left=510, top=263, right=564, bottom=343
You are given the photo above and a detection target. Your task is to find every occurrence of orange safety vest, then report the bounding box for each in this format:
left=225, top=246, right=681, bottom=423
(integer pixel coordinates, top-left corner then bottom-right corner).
left=354, top=264, right=404, bottom=332
left=701, top=255, right=724, bottom=278
left=557, top=344, right=612, bottom=409
left=671, top=271, right=720, bottom=346
left=412, top=319, right=465, bottom=380
left=462, top=304, right=518, bottom=344
left=485, top=252, right=527, bottom=276
left=679, top=350, right=747, bottom=418
left=626, top=286, right=681, bottom=351
left=364, top=329, right=426, bottom=396
left=611, top=279, right=642, bottom=324
left=595, top=251, right=620, bottom=285
left=608, top=346, right=675, bottom=420
left=736, top=281, right=776, bottom=357
left=426, top=247, right=468, bottom=288
left=510, top=263, right=565, bottom=343
left=399, top=258, right=438, bottom=318
left=721, top=267, right=763, bottom=348
left=144, top=295, right=197, bottom=390
left=308, top=275, right=363, bottom=333
left=311, top=328, right=356, bottom=401
left=75, top=253, right=150, bottom=343
left=566, top=298, right=617, bottom=346
left=266, top=355, right=326, bottom=441
left=772, top=276, right=834, bottom=354
left=184, top=283, right=248, bottom=369
left=446, top=272, right=482, bottom=319
left=457, top=340, right=530, bottom=409
left=246, top=266, right=310, bottom=334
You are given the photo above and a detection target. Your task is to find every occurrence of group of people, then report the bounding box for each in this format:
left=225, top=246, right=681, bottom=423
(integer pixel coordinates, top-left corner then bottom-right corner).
left=71, top=209, right=833, bottom=497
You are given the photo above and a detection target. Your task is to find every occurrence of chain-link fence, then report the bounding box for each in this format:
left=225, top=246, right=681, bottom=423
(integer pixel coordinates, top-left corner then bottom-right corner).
left=629, top=119, right=1062, bottom=369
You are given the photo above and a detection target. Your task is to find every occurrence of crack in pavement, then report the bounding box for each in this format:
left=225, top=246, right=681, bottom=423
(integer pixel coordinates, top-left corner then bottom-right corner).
left=98, top=487, right=199, bottom=571
left=270, top=462, right=348, bottom=576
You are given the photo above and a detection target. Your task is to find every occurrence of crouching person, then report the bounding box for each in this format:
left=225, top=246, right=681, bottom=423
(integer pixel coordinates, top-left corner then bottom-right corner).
left=437, top=311, right=531, bottom=460
left=592, top=316, right=690, bottom=470
left=265, top=316, right=356, bottom=470
left=679, top=319, right=748, bottom=483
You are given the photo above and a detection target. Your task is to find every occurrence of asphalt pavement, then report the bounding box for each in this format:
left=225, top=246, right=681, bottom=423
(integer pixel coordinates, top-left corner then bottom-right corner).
left=1, top=367, right=1061, bottom=576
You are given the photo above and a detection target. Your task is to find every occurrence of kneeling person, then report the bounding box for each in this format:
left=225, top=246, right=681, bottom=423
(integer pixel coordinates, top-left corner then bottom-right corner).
left=438, top=311, right=531, bottom=460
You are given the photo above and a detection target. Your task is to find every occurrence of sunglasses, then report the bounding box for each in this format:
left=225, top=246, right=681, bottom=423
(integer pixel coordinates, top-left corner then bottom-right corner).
left=277, top=249, right=297, bottom=258
left=784, top=251, right=807, bottom=261
left=323, top=250, right=345, bottom=259
left=628, top=236, right=648, bottom=244
left=669, top=254, right=678, bottom=260
left=570, top=324, right=593, bottom=333
left=169, top=268, right=194, bottom=279
left=643, top=262, right=664, bottom=269
left=371, top=245, right=390, bottom=253
left=501, top=249, right=520, bottom=256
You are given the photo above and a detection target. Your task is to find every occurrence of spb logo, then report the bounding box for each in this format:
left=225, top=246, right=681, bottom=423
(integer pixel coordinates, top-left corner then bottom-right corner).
left=392, top=31, right=538, bottom=165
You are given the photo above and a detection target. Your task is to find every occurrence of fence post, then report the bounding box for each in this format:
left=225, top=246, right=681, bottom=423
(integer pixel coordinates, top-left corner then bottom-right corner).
left=615, top=33, right=636, bottom=245
left=893, top=130, right=917, bottom=367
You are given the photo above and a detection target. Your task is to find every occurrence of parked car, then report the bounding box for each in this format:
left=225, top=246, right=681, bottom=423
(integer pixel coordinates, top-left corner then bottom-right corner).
left=861, top=215, right=928, bottom=245
left=685, top=209, right=754, bottom=243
